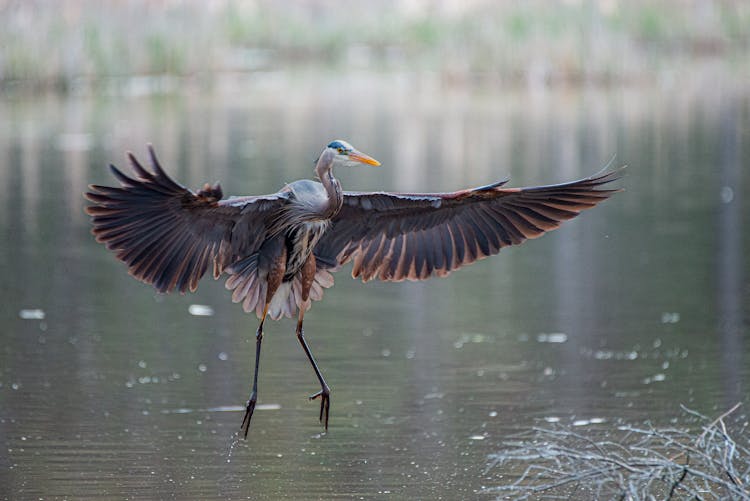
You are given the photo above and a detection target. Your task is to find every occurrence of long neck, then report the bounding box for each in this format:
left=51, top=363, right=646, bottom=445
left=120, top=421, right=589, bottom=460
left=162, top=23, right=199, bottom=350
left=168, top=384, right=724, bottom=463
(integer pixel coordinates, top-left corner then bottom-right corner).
left=315, top=149, right=343, bottom=218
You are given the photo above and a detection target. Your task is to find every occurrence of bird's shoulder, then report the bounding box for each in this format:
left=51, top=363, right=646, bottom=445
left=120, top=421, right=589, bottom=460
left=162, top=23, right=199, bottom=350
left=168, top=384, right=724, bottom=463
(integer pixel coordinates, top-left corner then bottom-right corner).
left=286, top=179, right=324, bottom=195
left=219, top=190, right=291, bottom=211
left=285, top=179, right=327, bottom=205
left=341, top=191, right=444, bottom=211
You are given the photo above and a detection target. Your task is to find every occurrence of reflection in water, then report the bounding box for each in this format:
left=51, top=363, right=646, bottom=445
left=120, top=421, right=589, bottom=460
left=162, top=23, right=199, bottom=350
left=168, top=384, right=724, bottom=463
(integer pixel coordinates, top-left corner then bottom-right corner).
left=0, top=76, right=748, bottom=498
left=717, top=101, right=745, bottom=408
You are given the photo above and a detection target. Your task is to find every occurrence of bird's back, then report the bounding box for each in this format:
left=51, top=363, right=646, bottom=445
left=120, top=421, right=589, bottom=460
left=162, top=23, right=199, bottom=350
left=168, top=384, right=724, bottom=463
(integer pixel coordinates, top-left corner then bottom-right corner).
left=286, top=179, right=329, bottom=213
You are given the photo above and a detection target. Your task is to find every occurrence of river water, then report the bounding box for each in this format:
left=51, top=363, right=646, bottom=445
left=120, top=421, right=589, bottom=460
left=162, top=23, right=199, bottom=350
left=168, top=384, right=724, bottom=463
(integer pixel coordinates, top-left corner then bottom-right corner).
left=1, top=73, right=748, bottom=499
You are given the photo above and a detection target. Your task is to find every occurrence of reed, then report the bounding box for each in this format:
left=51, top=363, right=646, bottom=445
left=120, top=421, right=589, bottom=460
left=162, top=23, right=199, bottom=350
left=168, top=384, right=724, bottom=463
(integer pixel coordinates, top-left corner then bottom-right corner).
left=1, top=0, right=748, bottom=93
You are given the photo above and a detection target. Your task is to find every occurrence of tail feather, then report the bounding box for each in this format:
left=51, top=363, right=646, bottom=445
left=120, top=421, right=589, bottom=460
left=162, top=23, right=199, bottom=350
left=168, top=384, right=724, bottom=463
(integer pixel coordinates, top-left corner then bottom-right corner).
left=268, top=282, right=293, bottom=320
left=245, top=281, right=263, bottom=317
left=234, top=273, right=256, bottom=304
left=225, top=255, right=335, bottom=319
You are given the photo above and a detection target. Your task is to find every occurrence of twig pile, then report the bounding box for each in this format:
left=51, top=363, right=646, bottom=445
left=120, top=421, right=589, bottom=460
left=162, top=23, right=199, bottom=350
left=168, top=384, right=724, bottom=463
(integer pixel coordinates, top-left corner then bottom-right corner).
left=486, top=403, right=749, bottom=500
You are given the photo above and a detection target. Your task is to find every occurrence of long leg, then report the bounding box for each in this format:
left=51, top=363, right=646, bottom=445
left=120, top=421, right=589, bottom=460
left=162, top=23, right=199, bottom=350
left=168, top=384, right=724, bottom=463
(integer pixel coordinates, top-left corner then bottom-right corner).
left=296, top=307, right=331, bottom=430
left=240, top=244, right=286, bottom=438
left=241, top=304, right=269, bottom=438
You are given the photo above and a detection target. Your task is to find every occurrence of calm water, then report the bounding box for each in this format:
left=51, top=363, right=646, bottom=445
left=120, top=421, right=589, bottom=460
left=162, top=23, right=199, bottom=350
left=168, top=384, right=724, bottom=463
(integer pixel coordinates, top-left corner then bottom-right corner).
left=1, top=74, right=748, bottom=499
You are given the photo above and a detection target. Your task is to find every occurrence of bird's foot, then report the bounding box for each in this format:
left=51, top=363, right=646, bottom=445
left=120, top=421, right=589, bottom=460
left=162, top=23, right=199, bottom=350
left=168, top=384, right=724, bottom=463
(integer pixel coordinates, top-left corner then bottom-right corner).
left=240, top=391, right=257, bottom=439
left=309, top=385, right=331, bottom=430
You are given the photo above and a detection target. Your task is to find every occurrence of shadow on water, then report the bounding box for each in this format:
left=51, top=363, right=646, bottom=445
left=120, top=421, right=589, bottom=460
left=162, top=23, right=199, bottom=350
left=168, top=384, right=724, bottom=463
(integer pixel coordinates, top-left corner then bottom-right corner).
left=0, top=75, right=747, bottom=498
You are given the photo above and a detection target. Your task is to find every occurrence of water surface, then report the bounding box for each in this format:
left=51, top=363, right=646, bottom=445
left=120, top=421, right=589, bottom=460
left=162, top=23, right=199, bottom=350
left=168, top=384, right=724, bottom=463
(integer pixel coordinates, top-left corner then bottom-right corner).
left=1, top=75, right=748, bottom=499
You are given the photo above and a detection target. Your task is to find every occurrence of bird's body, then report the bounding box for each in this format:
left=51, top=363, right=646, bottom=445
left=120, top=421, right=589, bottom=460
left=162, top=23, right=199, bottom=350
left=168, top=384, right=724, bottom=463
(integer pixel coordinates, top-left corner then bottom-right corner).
left=85, top=139, right=623, bottom=437
left=277, top=180, right=335, bottom=281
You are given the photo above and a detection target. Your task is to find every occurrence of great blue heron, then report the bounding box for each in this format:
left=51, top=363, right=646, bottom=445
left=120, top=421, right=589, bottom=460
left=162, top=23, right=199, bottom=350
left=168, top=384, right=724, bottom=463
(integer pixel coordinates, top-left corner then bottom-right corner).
left=85, top=140, right=623, bottom=438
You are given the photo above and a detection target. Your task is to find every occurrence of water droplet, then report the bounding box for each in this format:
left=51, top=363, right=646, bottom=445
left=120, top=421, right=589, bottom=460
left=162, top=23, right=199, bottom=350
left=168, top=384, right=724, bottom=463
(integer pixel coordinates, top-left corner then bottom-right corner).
left=218, top=352, right=228, bottom=361
left=256, top=403, right=281, bottom=411
left=489, top=411, right=498, bottom=417
left=188, top=304, right=214, bottom=316
left=19, top=309, right=45, bottom=320
left=205, top=405, right=242, bottom=412
left=381, top=349, right=391, bottom=357
left=537, top=332, right=567, bottom=343
left=720, top=186, right=734, bottom=204
left=138, top=360, right=147, bottom=369
left=660, top=313, right=679, bottom=324
left=198, top=364, right=207, bottom=373
left=163, top=408, right=193, bottom=414
left=469, top=435, right=485, bottom=440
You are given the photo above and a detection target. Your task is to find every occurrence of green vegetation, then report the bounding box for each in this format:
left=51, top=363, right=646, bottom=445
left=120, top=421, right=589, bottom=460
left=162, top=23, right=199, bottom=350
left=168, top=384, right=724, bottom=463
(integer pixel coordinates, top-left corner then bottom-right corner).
left=0, top=0, right=748, bottom=92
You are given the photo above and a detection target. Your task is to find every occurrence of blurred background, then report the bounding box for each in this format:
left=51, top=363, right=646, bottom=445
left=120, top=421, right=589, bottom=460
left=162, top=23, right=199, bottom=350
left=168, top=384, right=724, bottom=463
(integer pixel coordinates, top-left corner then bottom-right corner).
left=2, top=0, right=749, bottom=91
left=1, top=1, right=748, bottom=499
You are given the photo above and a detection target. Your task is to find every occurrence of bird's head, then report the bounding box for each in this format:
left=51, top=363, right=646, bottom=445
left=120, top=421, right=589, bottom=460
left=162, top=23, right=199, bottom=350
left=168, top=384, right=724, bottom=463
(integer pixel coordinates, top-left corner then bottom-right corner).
left=316, top=140, right=380, bottom=175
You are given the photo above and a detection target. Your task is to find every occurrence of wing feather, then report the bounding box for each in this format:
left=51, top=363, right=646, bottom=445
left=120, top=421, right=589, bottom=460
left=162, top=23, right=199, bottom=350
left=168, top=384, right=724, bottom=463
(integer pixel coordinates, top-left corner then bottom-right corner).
left=85, top=145, right=287, bottom=293
left=315, top=167, right=624, bottom=282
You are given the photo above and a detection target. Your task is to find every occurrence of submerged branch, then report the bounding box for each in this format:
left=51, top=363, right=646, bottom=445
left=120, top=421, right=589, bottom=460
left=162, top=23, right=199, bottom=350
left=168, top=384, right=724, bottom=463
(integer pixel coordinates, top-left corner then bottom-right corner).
left=486, top=404, right=750, bottom=500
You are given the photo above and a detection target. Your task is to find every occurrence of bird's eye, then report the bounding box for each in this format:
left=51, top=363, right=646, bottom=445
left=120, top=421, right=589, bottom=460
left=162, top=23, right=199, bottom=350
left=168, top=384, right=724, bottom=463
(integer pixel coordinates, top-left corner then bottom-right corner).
left=337, top=147, right=345, bottom=154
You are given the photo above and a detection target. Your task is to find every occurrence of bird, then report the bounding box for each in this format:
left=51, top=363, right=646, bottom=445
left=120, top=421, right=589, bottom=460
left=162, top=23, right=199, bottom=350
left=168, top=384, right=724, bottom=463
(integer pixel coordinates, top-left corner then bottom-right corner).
left=84, top=140, right=623, bottom=438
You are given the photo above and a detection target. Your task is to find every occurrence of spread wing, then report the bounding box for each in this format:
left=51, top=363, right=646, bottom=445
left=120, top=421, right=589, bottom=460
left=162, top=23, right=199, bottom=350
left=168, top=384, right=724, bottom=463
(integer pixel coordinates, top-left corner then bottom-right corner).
left=314, top=168, right=624, bottom=282
left=84, top=146, right=288, bottom=293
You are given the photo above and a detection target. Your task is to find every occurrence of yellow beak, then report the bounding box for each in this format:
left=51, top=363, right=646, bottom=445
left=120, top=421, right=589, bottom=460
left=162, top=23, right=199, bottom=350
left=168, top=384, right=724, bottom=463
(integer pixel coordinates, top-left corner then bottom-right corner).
left=349, top=150, right=381, bottom=166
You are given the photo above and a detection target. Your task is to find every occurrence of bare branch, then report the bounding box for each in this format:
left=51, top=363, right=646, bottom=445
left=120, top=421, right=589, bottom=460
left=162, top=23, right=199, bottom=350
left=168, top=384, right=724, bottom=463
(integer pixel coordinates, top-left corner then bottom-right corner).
left=485, top=404, right=750, bottom=500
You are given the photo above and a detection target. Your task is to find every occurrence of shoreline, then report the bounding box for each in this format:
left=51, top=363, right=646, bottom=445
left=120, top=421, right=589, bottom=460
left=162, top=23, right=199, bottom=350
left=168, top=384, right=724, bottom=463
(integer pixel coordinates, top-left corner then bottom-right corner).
left=2, top=1, right=748, bottom=97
